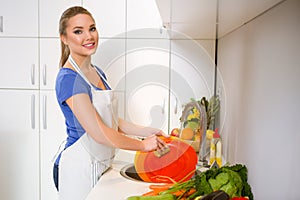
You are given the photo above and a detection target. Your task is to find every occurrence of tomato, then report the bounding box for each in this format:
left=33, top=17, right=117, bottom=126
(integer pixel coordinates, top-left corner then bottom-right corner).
left=231, top=197, right=249, bottom=200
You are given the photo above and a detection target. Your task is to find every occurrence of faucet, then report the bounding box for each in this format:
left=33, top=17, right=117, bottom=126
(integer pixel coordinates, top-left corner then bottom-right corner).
left=180, top=101, right=208, bottom=167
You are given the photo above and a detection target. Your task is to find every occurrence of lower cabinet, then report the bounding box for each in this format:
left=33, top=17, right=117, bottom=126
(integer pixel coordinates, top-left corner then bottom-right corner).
left=0, top=90, right=39, bottom=200
left=0, top=90, right=66, bottom=200
left=40, top=91, right=66, bottom=200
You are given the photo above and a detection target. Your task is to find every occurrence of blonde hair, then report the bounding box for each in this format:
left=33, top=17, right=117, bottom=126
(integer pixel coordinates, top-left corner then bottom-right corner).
left=58, top=6, right=95, bottom=67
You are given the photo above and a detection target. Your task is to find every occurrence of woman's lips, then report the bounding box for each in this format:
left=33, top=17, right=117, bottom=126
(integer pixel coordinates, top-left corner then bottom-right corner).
left=83, top=42, right=95, bottom=49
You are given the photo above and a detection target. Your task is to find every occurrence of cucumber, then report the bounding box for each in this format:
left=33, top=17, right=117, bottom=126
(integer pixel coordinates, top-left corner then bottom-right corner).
left=126, top=193, right=175, bottom=200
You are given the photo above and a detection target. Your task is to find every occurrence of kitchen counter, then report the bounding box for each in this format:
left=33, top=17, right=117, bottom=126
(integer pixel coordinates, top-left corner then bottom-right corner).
left=85, top=150, right=151, bottom=200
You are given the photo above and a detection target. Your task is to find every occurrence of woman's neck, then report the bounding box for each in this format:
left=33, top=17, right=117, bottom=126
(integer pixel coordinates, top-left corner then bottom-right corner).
left=70, top=54, right=92, bottom=73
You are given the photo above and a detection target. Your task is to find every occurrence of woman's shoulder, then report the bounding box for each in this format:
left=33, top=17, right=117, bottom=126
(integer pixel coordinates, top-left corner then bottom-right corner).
left=57, top=67, right=77, bottom=77
left=56, top=68, right=81, bottom=83
left=56, top=68, right=88, bottom=89
left=55, top=68, right=90, bottom=101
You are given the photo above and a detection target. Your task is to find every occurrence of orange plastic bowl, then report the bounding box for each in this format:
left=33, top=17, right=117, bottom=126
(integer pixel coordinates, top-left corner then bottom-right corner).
left=134, top=136, right=198, bottom=183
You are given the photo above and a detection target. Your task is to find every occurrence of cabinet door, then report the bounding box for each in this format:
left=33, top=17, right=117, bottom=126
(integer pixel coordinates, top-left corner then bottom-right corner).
left=39, top=0, right=82, bottom=37
left=0, top=38, right=39, bottom=89
left=0, top=0, right=38, bottom=37
left=127, top=0, right=168, bottom=38
left=125, top=39, right=170, bottom=133
left=169, top=40, right=215, bottom=130
left=0, top=90, right=39, bottom=200
left=40, top=91, right=66, bottom=200
left=83, top=0, right=126, bottom=38
left=40, top=38, right=61, bottom=90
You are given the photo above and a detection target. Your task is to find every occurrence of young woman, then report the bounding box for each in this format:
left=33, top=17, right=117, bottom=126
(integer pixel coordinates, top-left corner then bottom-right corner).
left=54, top=6, right=168, bottom=200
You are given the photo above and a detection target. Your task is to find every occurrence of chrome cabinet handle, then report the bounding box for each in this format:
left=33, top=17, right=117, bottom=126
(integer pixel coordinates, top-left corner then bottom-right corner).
left=42, top=95, right=47, bottom=129
left=174, top=97, right=178, bottom=114
left=0, top=16, right=3, bottom=33
left=31, top=94, right=35, bottom=129
left=31, top=64, right=35, bottom=85
left=162, top=98, right=165, bottom=114
left=43, top=64, right=47, bottom=86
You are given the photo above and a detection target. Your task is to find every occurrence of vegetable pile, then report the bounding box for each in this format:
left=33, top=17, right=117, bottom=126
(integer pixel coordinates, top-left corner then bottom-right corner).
left=126, top=164, right=253, bottom=200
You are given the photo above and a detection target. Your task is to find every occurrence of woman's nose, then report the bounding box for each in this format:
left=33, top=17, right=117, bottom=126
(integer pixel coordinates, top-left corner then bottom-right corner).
left=85, top=31, right=93, bottom=39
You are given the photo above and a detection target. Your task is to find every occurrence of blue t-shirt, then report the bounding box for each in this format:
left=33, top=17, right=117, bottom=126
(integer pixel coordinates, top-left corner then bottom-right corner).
left=55, top=67, right=110, bottom=165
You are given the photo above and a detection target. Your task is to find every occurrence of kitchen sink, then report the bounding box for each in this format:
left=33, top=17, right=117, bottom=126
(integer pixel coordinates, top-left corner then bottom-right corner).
left=119, top=163, right=144, bottom=182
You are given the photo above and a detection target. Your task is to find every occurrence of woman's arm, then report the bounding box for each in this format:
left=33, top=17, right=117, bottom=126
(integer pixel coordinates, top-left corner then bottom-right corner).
left=118, top=118, right=169, bottom=138
left=66, top=93, right=165, bottom=151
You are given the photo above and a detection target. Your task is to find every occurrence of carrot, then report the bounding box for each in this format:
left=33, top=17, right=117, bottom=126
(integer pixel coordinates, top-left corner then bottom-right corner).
left=185, top=188, right=196, bottom=196
left=142, top=190, right=159, bottom=196
left=142, top=183, right=174, bottom=196
left=151, top=175, right=177, bottom=183
left=149, top=183, right=173, bottom=191
left=171, top=190, right=187, bottom=197
left=171, top=188, right=197, bottom=198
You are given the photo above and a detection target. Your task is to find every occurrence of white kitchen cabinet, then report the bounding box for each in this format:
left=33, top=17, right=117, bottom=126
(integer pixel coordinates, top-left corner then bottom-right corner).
left=0, top=90, right=65, bottom=200
left=169, top=0, right=217, bottom=39
left=39, top=38, right=61, bottom=90
left=83, top=0, right=126, bottom=38
left=0, top=90, right=39, bottom=200
left=0, top=0, right=38, bottom=37
left=122, top=38, right=215, bottom=133
left=0, top=38, right=39, bottom=89
left=127, top=0, right=168, bottom=38
left=40, top=91, right=66, bottom=200
left=125, top=39, right=170, bottom=133
left=169, top=39, right=215, bottom=130
left=39, top=0, right=82, bottom=37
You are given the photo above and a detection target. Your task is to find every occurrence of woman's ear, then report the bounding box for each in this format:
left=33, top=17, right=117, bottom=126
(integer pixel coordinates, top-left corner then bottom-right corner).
left=60, top=35, right=68, bottom=45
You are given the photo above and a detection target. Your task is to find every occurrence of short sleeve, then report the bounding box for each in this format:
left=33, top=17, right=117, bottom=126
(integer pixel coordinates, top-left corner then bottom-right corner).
left=56, top=68, right=91, bottom=105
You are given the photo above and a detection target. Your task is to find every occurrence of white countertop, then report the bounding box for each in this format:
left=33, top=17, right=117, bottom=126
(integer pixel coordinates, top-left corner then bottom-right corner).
left=85, top=150, right=152, bottom=200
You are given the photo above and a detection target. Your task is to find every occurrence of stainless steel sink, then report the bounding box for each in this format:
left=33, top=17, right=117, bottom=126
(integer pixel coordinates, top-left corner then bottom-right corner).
left=119, top=163, right=144, bottom=182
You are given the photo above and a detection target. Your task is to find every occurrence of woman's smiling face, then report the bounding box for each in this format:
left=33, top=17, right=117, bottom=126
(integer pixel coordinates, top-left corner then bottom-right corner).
left=62, top=13, right=99, bottom=58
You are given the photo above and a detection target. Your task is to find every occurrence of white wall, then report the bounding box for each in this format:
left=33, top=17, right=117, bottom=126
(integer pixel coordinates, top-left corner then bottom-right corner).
left=218, top=0, right=300, bottom=199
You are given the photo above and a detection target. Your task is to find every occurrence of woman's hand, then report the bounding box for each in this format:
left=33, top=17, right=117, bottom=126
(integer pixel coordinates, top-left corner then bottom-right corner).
left=153, top=129, right=170, bottom=138
left=141, top=134, right=168, bottom=152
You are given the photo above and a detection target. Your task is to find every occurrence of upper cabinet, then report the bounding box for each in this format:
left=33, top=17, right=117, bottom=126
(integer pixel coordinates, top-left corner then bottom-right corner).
left=0, top=0, right=38, bottom=37
left=218, top=0, right=283, bottom=37
left=39, top=38, right=61, bottom=89
left=155, top=0, right=217, bottom=39
left=125, top=38, right=170, bottom=132
left=83, top=0, right=126, bottom=38
left=39, top=0, right=81, bottom=37
left=127, top=0, right=168, bottom=38
left=0, top=38, right=39, bottom=89
left=155, top=0, right=283, bottom=39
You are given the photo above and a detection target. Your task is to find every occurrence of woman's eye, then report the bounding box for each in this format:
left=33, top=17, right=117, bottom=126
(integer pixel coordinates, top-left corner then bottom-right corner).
left=90, top=27, right=96, bottom=32
left=74, top=30, right=82, bottom=34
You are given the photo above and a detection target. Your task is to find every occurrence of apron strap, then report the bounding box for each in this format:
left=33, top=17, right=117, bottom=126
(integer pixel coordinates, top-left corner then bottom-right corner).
left=68, top=55, right=111, bottom=90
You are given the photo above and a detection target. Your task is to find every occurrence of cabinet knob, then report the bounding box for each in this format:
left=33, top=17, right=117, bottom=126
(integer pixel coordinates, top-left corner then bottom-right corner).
left=174, top=97, right=178, bottom=114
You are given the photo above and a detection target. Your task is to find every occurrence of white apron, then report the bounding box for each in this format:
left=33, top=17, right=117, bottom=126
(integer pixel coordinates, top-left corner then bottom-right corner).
left=58, top=56, right=118, bottom=200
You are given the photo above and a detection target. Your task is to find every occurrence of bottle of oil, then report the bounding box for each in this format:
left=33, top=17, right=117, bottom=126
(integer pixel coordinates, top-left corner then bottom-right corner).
left=209, top=128, right=222, bottom=167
